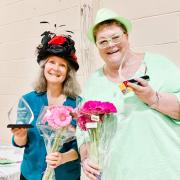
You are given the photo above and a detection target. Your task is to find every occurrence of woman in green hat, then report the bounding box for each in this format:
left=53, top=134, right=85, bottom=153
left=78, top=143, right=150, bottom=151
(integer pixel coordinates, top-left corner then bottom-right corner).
left=77, top=8, right=180, bottom=180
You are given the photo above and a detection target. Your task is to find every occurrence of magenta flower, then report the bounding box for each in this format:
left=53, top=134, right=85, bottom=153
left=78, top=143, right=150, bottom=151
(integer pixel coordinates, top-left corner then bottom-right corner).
left=76, top=100, right=117, bottom=178
left=77, top=100, right=117, bottom=131
left=77, top=115, right=90, bottom=131
left=102, top=102, right=117, bottom=113
left=81, top=101, right=117, bottom=115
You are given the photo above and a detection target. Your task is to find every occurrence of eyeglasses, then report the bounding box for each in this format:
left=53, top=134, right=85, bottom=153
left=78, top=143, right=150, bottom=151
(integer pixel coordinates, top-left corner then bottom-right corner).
left=96, top=33, right=124, bottom=49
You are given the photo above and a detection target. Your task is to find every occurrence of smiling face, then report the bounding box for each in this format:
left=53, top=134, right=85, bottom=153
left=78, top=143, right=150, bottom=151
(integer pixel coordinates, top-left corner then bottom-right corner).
left=95, top=23, right=129, bottom=68
left=44, top=56, right=68, bottom=86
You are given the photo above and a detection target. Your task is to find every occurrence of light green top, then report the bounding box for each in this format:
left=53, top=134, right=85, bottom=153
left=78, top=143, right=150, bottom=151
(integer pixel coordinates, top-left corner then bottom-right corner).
left=76, top=52, right=180, bottom=180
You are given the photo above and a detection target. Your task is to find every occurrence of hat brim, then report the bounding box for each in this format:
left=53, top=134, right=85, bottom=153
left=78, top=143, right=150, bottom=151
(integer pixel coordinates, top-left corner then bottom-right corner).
left=87, top=16, right=132, bottom=42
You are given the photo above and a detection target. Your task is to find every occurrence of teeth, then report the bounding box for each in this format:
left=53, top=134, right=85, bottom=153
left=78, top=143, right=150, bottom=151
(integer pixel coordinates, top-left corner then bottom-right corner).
left=108, top=50, right=119, bottom=54
left=49, top=73, right=60, bottom=77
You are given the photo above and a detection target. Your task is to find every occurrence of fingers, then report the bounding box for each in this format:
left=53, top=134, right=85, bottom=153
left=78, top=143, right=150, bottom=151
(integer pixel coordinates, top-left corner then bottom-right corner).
left=46, top=152, right=62, bottom=168
left=135, top=77, right=149, bottom=87
left=127, top=77, right=149, bottom=93
left=85, top=172, right=97, bottom=180
left=82, top=158, right=100, bottom=180
left=127, top=82, right=143, bottom=92
left=127, top=77, right=157, bottom=105
left=11, top=128, right=27, bottom=137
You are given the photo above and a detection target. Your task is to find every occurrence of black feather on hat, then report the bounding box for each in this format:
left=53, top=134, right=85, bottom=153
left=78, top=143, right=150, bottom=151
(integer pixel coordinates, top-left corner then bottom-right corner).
left=37, top=31, right=79, bottom=71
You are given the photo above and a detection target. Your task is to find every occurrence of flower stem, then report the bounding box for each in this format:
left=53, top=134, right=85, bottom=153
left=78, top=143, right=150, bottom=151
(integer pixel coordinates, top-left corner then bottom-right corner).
left=42, top=129, right=64, bottom=180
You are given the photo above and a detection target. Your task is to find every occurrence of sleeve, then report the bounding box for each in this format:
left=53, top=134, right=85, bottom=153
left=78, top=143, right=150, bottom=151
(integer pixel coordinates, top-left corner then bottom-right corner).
left=153, top=55, right=180, bottom=93
left=161, top=57, right=180, bottom=123
left=169, top=61, right=180, bottom=122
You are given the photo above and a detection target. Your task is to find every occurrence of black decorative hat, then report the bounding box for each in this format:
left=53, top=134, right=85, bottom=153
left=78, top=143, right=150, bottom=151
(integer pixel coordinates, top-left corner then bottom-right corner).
left=37, top=31, right=79, bottom=71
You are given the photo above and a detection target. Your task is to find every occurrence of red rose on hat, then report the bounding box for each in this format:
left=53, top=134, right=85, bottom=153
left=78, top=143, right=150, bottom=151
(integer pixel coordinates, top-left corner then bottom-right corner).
left=48, top=36, right=66, bottom=45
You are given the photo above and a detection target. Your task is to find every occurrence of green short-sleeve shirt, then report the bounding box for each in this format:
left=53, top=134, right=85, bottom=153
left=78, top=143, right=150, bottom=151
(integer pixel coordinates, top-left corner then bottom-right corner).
left=76, top=52, right=180, bottom=180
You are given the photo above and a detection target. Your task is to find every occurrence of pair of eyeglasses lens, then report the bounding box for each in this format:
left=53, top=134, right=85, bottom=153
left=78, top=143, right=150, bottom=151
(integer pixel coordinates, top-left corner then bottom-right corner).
left=96, top=33, right=124, bottom=49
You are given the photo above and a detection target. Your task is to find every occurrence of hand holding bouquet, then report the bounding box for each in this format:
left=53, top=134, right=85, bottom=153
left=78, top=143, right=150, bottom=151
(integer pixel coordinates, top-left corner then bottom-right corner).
left=37, top=105, right=76, bottom=180
left=77, top=100, right=117, bottom=179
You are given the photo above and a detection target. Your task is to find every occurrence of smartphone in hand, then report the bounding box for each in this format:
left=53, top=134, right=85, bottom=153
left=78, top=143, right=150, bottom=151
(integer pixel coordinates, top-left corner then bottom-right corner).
left=127, top=75, right=150, bottom=85
left=119, top=75, right=150, bottom=94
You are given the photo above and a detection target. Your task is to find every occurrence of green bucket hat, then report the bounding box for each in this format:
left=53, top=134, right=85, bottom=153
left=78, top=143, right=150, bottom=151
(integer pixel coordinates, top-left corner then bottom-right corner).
left=87, top=8, right=132, bottom=42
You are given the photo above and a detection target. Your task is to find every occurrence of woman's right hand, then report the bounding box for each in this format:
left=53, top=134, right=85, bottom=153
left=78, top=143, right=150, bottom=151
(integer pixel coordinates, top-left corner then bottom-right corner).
left=11, top=128, right=28, bottom=146
left=11, top=128, right=27, bottom=138
left=82, top=158, right=100, bottom=180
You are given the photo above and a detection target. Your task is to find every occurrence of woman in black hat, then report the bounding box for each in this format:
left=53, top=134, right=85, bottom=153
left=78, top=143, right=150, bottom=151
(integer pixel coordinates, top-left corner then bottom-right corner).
left=11, top=31, right=81, bottom=180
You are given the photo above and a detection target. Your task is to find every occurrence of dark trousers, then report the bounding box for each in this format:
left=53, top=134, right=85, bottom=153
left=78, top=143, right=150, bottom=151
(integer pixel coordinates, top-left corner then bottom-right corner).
left=20, top=173, right=80, bottom=180
left=20, top=173, right=26, bottom=180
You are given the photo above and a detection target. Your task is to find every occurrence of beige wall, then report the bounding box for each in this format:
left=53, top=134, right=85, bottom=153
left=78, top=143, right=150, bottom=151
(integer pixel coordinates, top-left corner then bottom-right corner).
left=0, top=0, right=81, bottom=144
left=97, top=0, right=180, bottom=67
left=0, top=0, right=179, bottom=144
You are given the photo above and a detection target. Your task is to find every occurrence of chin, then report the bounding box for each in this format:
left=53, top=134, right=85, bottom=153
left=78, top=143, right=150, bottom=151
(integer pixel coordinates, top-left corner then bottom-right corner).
left=107, top=60, right=121, bottom=68
left=108, top=57, right=121, bottom=64
left=47, top=78, right=62, bottom=84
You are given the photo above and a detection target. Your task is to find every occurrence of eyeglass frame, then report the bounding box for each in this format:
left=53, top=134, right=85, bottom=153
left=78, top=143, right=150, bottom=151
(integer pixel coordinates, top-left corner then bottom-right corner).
left=95, top=32, right=125, bottom=49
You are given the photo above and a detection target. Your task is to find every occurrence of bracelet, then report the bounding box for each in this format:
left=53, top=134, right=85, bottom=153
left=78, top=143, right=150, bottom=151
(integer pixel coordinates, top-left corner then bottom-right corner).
left=149, top=91, right=159, bottom=109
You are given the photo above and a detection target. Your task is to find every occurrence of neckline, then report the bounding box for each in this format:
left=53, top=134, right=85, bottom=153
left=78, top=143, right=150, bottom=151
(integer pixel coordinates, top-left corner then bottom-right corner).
left=44, top=92, right=69, bottom=106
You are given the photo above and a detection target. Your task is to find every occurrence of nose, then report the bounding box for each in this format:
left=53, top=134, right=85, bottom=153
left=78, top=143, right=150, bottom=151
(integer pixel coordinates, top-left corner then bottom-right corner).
left=107, top=39, right=115, bottom=48
left=52, top=63, right=59, bottom=71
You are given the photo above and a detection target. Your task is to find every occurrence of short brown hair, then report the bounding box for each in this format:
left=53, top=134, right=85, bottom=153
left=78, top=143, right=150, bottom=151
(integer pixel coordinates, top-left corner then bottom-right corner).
left=93, top=19, right=128, bottom=42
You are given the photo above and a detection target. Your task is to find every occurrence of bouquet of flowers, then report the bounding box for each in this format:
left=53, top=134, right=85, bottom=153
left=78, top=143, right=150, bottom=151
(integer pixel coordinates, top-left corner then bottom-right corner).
left=77, top=100, right=117, bottom=179
left=36, top=105, right=76, bottom=180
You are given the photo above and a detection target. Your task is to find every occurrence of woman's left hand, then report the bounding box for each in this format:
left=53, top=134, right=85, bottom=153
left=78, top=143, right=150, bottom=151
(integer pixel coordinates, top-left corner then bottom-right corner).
left=46, top=152, right=63, bottom=168
left=127, top=77, right=156, bottom=105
